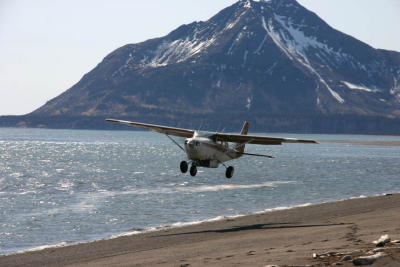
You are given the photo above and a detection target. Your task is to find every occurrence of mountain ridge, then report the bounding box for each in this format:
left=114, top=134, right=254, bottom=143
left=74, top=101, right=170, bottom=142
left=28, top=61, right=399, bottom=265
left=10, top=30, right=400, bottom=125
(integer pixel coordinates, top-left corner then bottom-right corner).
left=2, top=0, right=400, bottom=133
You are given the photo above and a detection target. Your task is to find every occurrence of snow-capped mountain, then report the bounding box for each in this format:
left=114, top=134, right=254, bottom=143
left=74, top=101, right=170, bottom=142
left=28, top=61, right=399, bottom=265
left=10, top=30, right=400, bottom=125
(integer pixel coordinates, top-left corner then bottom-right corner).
left=9, top=0, right=400, bottom=131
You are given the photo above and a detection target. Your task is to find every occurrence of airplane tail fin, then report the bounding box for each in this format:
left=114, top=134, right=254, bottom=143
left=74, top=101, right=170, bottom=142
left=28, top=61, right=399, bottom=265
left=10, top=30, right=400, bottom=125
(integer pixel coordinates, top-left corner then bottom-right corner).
left=235, top=121, right=249, bottom=153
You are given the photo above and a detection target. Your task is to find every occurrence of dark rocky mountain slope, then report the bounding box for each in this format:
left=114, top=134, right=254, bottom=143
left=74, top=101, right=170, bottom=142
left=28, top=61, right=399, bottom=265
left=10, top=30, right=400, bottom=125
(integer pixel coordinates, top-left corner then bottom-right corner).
left=2, top=0, right=400, bottom=133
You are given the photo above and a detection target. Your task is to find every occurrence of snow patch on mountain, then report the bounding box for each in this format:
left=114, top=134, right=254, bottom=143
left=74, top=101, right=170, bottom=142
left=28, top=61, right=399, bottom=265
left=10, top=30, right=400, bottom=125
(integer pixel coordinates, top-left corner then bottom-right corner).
left=228, top=28, right=246, bottom=55
left=246, top=96, right=252, bottom=110
left=342, top=81, right=379, bottom=93
left=243, top=0, right=252, bottom=8
left=274, top=15, right=347, bottom=60
left=242, top=50, right=249, bottom=66
left=391, top=76, right=400, bottom=96
left=112, top=53, right=136, bottom=77
left=113, top=33, right=219, bottom=73
left=139, top=7, right=251, bottom=68
left=263, top=15, right=344, bottom=103
left=224, top=9, right=248, bottom=31
left=254, top=35, right=268, bottom=55
left=261, top=16, right=293, bottom=60
left=266, top=62, right=277, bottom=75
left=147, top=37, right=216, bottom=67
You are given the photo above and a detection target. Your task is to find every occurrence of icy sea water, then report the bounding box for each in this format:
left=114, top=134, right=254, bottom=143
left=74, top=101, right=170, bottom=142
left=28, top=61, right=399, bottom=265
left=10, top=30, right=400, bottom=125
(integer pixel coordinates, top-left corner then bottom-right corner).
left=1, top=128, right=400, bottom=255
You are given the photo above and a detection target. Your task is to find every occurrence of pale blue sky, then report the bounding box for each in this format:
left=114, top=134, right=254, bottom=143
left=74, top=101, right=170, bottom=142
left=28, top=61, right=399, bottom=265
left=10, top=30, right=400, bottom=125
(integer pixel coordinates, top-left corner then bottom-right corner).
left=1, top=0, right=399, bottom=115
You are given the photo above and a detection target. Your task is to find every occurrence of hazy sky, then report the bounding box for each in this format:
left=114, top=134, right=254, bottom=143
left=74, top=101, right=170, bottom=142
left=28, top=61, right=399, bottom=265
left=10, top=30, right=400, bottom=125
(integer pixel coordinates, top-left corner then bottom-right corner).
left=1, top=0, right=399, bottom=115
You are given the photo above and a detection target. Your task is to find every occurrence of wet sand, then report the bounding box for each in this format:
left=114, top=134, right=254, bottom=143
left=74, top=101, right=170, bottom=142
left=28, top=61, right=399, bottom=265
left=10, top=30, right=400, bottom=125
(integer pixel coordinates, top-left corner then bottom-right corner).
left=2, top=193, right=400, bottom=266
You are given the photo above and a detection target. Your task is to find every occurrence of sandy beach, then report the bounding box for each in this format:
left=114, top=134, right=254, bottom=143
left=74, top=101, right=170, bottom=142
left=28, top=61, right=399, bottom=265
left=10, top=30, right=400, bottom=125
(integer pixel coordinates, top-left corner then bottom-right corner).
left=1, top=193, right=400, bottom=266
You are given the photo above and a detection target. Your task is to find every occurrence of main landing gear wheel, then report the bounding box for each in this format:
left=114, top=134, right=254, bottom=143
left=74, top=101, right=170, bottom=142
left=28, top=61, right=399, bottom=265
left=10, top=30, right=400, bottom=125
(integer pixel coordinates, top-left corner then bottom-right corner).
left=180, top=161, right=188, bottom=173
left=225, top=166, right=234, bottom=179
left=190, top=165, right=197, bottom=177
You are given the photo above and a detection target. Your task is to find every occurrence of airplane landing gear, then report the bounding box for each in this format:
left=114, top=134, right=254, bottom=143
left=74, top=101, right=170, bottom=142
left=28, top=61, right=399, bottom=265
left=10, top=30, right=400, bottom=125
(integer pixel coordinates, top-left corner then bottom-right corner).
left=225, top=166, right=234, bottom=179
left=180, top=161, right=197, bottom=176
left=190, top=164, right=197, bottom=177
left=180, top=161, right=188, bottom=173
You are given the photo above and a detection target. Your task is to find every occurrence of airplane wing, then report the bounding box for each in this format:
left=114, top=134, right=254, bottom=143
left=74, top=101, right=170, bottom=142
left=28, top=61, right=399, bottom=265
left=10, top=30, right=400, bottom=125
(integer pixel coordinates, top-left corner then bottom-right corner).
left=105, top=119, right=194, bottom=138
left=106, top=119, right=317, bottom=144
left=214, top=133, right=317, bottom=145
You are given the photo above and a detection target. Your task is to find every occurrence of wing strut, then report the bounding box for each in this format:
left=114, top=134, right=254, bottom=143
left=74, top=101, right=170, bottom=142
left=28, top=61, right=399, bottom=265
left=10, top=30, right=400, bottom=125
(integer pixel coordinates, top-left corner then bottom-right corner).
left=165, top=134, right=185, bottom=152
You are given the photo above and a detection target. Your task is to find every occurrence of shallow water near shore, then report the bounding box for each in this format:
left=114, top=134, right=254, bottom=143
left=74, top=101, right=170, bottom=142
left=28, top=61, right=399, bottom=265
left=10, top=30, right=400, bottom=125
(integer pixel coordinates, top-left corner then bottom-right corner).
left=1, top=128, right=400, bottom=255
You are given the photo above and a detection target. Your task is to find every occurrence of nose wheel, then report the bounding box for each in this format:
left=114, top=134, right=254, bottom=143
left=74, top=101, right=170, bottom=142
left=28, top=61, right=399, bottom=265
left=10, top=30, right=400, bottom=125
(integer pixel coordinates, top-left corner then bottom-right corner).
left=225, top=166, right=234, bottom=179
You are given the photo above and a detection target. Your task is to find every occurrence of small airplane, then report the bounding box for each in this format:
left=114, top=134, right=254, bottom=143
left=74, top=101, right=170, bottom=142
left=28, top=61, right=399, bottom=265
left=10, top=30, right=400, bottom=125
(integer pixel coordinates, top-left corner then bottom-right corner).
left=105, top=119, right=317, bottom=178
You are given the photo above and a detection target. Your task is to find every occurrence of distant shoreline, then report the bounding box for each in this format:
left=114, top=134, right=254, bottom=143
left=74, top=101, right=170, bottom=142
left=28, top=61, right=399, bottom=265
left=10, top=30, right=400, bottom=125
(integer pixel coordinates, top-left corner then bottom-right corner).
left=2, top=114, right=400, bottom=135
left=1, top=126, right=400, bottom=140
left=2, top=193, right=400, bottom=266
left=319, top=140, right=400, bottom=146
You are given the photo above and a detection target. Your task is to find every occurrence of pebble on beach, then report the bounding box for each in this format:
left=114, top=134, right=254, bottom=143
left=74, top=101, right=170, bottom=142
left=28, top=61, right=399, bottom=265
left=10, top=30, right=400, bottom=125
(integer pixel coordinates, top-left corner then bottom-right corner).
left=373, top=234, right=391, bottom=247
left=353, top=252, right=386, bottom=265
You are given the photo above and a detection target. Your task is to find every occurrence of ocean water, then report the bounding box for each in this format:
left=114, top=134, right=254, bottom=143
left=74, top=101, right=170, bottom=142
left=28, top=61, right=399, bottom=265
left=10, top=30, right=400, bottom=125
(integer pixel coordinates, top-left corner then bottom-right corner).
left=1, top=128, right=400, bottom=255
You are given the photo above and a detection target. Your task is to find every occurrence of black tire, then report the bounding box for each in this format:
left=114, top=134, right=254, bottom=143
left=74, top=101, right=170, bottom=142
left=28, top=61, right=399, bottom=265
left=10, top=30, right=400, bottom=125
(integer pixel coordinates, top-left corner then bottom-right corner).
left=190, top=165, right=197, bottom=177
left=180, top=161, right=188, bottom=173
left=225, top=166, right=234, bottom=179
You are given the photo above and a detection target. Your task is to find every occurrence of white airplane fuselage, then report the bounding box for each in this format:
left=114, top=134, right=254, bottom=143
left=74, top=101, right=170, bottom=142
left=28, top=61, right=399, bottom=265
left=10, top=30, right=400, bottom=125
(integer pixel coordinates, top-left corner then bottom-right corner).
left=184, top=131, right=241, bottom=168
